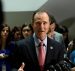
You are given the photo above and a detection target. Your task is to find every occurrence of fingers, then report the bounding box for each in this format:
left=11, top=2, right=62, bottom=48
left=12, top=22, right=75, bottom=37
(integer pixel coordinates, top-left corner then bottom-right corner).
left=18, top=62, right=25, bottom=71
left=20, top=62, right=25, bottom=69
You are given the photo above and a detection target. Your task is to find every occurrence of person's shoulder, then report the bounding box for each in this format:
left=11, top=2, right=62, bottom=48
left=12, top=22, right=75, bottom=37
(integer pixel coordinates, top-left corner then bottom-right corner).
left=16, top=36, right=33, bottom=46
left=48, top=36, right=63, bottom=47
left=55, top=31, right=63, bottom=36
left=16, top=39, right=26, bottom=46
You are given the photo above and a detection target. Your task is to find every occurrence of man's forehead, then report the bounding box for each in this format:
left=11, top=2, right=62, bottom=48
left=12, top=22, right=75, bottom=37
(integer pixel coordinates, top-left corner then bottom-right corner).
left=34, top=12, right=48, bottom=17
left=34, top=12, right=49, bottom=20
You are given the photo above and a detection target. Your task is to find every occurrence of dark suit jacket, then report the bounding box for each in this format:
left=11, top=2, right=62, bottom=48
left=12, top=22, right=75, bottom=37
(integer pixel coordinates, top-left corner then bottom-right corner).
left=12, top=35, right=64, bottom=71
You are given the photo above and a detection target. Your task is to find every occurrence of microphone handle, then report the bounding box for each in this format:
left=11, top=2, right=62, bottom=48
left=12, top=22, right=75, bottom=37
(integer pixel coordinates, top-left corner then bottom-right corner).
left=49, top=65, right=56, bottom=71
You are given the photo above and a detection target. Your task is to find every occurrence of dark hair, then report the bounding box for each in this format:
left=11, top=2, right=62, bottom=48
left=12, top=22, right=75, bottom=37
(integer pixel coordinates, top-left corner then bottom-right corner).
left=11, top=26, right=21, bottom=33
left=11, top=26, right=21, bottom=40
left=56, top=25, right=69, bottom=48
left=21, top=24, right=28, bottom=30
left=0, top=0, right=4, bottom=25
left=50, top=15, right=57, bottom=24
left=29, top=24, right=34, bottom=33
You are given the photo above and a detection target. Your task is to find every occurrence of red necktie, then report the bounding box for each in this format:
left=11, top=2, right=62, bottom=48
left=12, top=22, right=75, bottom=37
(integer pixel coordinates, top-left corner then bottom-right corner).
left=38, top=42, right=46, bottom=71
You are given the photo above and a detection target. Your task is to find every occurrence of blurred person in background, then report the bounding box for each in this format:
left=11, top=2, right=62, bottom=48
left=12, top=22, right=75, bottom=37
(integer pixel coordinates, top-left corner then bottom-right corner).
left=0, top=24, right=11, bottom=71
left=69, top=39, right=75, bottom=64
left=21, top=24, right=33, bottom=39
left=48, top=15, right=65, bottom=45
left=62, top=26, right=69, bottom=48
left=56, top=25, right=69, bottom=49
left=11, top=26, right=21, bottom=41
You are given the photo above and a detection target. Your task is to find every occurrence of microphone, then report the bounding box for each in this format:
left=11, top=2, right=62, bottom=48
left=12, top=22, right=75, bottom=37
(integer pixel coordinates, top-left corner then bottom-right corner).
left=55, top=63, right=62, bottom=71
left=64, top=57, right=75, bottom=67
left=47, top=60, right=72, bottom=71
left=58, top=60, right=71, bottom=71
left=48, top=65, right=56, bottom=71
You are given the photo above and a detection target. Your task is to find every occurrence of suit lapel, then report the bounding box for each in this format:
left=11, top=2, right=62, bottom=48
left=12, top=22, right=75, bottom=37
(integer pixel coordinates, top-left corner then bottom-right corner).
left=27, top=36, right=39, bottom=66
left=44, top=37, right=54, bottom=68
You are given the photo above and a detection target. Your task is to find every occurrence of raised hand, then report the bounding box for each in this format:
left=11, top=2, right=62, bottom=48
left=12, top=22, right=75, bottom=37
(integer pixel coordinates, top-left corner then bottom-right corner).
left=18, top=62, right=25, bottom=71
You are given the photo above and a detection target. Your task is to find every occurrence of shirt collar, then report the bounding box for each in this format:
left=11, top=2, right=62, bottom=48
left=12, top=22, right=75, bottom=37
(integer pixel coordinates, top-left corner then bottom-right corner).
left=33, top=33, right=47, bottom=48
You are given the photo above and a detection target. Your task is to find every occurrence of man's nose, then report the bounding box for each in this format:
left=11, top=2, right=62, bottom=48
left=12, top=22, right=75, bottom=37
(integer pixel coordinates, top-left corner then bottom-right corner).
left=40, top=23, right=44, bottom=28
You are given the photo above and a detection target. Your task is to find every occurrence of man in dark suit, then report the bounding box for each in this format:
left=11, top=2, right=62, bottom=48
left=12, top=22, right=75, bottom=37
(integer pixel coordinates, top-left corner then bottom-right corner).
left=12, top=10, right=64, bottom=71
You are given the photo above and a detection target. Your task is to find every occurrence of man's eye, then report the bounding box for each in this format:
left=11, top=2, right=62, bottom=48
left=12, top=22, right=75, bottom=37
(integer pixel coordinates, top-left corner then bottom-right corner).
left=36, top=22, right=41, bottom=25
left=43, top=22, right=47, bottom=25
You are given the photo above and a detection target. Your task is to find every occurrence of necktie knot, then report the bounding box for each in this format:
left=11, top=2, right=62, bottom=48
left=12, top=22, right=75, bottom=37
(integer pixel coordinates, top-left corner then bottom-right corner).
left=39, top=42, right=44, bottom=47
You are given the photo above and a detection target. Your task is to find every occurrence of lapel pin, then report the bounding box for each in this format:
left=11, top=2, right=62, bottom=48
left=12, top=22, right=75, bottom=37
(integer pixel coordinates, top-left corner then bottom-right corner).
left=50, top=46, right=53, bottom=49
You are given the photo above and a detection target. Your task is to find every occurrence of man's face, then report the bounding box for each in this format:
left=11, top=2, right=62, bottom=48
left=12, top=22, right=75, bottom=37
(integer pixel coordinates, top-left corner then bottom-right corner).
left=32, top=12, right=50, bottom=40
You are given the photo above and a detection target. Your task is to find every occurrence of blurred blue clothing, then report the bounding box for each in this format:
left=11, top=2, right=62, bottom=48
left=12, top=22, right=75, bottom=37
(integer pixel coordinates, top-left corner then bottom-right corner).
left=0, top=41, right=15, bottom=71
left=0, top=49, right=11, bottom=71
left=70, top=50, right=75, bottom=64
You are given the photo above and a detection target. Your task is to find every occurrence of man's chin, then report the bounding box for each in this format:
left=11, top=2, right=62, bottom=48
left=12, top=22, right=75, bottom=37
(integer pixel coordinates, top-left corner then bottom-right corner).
left=38, top=31, right=45, bottom=34
left=37, top=33, right=46, bottom=40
